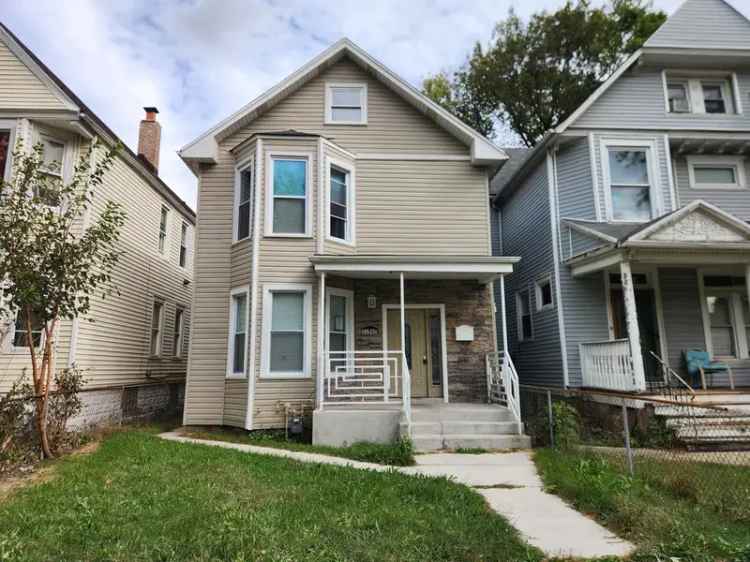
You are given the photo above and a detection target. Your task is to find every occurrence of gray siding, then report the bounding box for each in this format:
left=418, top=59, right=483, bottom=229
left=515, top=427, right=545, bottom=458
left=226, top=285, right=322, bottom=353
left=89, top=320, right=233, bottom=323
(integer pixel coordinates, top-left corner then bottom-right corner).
left=573, top=69, right=750, bottom=131
left=645, top=0, right=750, bottom=50
left=498, top=163, right=564, bottom=386
left=673, top=156, right=750, bottom=220
left=556, top=138, right=597, bottom=221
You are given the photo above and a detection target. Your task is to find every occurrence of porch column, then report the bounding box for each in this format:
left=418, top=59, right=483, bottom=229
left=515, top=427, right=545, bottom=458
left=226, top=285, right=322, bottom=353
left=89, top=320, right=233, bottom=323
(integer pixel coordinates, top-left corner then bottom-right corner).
left=399, top=272, right=406, bottom=355
left=620, top=261, right=646, bottom=391
left=317, top=272, right=326, bottom=409
left=499, top=274, right=509, bottom=353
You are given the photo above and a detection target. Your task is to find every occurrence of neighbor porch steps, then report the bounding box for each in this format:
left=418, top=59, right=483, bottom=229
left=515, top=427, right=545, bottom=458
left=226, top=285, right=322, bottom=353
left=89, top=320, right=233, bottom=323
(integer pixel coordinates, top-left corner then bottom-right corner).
left=654, top=399, right=750, bottom=450
left=401, top=402, right=531, bottom=452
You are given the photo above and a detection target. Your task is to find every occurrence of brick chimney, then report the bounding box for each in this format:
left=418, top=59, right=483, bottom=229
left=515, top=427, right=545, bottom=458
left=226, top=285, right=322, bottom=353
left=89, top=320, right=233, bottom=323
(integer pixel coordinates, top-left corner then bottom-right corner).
left=138, top=106, right=161, bottom=173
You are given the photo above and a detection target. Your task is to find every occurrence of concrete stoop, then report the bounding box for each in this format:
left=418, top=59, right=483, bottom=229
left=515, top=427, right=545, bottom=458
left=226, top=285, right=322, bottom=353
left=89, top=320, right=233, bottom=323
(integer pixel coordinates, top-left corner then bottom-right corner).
left=401, top=403, right=531, bottom=452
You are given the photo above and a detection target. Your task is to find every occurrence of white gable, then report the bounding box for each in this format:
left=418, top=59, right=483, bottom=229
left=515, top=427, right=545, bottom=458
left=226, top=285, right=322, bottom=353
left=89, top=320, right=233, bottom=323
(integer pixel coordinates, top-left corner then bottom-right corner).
left=645, top=209, right=749, bottom=243
left=645, top=0, right=750, bottom=50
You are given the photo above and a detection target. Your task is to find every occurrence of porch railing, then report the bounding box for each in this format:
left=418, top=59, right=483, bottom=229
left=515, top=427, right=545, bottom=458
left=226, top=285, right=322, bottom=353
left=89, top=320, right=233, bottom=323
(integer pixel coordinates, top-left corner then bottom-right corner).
left=318, top=350, right=411, bottom=432
left=486, top=351, right=522, bottom=434
left=580, top=339, right=642, bottom=392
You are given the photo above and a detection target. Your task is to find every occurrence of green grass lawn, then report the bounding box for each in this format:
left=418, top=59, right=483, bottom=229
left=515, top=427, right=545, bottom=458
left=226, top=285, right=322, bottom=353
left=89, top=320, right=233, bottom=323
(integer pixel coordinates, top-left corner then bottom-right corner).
left=0, top=429, right=542, bottom=562
left=182, top=426, right=416, bottom=466
left=534, top=448, right=750, bottom=562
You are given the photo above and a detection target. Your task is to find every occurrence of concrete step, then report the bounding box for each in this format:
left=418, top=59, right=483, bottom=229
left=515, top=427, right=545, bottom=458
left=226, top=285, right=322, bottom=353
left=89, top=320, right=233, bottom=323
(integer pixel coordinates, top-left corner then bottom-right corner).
left=407, top=420, right=522, bottom=437
left=412, top=433, right=531, bottom=452
left=411, top=405, right=515, bottom=423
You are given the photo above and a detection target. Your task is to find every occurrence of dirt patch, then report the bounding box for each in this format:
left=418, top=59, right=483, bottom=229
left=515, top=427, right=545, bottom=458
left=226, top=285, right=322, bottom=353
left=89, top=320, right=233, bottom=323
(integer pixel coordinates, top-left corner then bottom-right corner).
left=0, top=440, right=100, bottom=503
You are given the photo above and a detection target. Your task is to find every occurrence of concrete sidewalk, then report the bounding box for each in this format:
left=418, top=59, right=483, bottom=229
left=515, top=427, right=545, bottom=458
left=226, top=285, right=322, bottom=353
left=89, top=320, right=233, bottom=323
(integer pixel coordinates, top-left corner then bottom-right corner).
left=160, top=432, right=633, bottom=559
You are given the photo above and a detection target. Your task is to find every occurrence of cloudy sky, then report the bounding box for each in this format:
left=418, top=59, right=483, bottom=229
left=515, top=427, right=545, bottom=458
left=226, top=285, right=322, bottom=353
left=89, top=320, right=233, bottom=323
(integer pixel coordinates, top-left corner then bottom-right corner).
left=2, top=0, right=745, bottom=208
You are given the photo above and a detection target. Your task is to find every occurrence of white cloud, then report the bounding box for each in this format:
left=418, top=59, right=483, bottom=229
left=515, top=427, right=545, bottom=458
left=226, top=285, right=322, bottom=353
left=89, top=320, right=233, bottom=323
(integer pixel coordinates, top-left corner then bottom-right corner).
left=3, top=0, right=745, bottom=207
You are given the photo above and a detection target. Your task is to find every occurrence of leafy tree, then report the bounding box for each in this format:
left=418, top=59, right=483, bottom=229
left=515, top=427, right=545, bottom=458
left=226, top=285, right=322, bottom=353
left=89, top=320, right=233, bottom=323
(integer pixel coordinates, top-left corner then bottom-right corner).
left=0, top=139, right=125, bottom=458
left=423, top=0, right=666, bottom=145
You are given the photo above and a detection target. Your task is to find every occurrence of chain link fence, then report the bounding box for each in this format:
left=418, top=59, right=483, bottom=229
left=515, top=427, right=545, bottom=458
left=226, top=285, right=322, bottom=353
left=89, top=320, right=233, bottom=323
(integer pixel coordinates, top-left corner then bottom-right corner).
left=520, top=384, right=750, bottom=521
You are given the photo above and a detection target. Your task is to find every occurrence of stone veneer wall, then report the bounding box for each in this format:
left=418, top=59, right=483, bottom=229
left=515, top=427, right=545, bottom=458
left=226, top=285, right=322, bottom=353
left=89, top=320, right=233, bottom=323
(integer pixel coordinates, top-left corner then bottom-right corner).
left=350, top=279, right=496, bottom=403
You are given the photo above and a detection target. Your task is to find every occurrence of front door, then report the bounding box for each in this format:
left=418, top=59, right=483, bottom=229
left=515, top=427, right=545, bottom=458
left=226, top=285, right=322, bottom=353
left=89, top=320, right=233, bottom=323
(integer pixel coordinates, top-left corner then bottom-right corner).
left=386, top=308, right=443, bottom=398
left=611, top=288, right=661, bottom=382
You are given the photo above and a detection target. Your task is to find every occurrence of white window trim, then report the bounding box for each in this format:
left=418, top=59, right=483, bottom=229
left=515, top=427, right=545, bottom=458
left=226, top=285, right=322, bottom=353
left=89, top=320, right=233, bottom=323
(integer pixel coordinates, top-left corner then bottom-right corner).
left=600, top=138, right=662, bottom=223
left=233, top=157, right=253, bottom=243
left=226, top=285, right=250, bottom=379
left=173, top=306, right=185, bottom=358
left=264, top=152, right=313, bottom=238
left=158, top=205, right=170, bottom=258
left=325, top=287, right=355, bottom=352
left=661, top=71, right=740, bottom=115
left=687, top=155, right=747, bottom=190
left=0, top=119, right=17, bottom=183
left=698, top=270, right=750, bottom=361
left=325, top=82, right=368, bottom=125
left=260, top=283, right=313, bottom=379
left=534, top=275, right=554, bottom=312
left=38, top=133, right=68, bottom=179
left=8, top=309, right=45, bottom=354
left=516, top=290, right=533, bottom=342
left=325, top=156, right=356, bottom=246
left=149, top=298, right=165, bottom=358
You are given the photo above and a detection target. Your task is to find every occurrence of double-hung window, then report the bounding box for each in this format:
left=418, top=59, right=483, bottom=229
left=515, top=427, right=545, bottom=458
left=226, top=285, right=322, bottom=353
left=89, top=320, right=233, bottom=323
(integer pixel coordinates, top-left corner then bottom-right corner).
left=227, top=287, right=248, bottom=377
left=158, top=206, right=169, bottom=255
left=150, top=299, right=164, bottom=357
left=173, top=307, right=185, bottom=358
left=179, top=223, right=188, bottom=267
left=687, top=156, right=746, bottom=190
left=235, top=164, right=253, bottom=241
left=328, top=161, right=354, bottom=243
left=516, top=290, right=533, bottom=341
left=261, top=284, right=311, bottom=378
left=664, top=75, right=737, bottom=115
left=36, top=135, right=65, bottom=206
left=701, top=275, right=750, bottom=360
left=12, top=309, right=43, bottom=349
left=325, top=83, right=367, bottom=124
left=268, top=157, right=309, bottom=235
left=606, top=147, right=653, bottom=222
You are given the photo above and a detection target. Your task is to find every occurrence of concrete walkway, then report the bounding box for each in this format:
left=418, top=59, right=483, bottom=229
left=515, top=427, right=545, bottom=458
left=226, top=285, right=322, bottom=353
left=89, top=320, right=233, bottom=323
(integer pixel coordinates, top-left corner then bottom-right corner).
left=160, top=432, right=634, bottom=559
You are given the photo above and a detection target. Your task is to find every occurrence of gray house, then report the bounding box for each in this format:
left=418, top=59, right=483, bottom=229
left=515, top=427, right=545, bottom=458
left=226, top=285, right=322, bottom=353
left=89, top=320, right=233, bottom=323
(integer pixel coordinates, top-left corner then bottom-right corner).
left=492, top=0, right=750, bottom=394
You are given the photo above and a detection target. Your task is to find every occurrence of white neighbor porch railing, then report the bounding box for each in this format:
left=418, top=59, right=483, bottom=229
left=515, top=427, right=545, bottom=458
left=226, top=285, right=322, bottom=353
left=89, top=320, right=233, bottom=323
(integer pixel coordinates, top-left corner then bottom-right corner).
left=580, top=339, right=645, bottom=392
left=486, top=351, right=522, bottom=433
left=318, top=350, right=412, bottom=429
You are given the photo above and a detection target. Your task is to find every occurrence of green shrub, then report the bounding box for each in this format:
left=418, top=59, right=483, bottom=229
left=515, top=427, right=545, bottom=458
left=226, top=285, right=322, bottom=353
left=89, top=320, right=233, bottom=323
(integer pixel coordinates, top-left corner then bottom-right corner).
left=550, top=401, right=580, bottom=449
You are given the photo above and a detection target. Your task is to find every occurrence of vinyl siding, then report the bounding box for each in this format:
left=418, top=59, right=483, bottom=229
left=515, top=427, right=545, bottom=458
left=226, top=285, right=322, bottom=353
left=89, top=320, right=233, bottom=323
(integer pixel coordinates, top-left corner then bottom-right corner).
left=185, top=57, right=493, bottom=428
left=645, top=0, right=750, bottom=50
left=498, top=163, right=563, bottom=386
left=673, top=156, right=750, bottom=220
left=573, top=68, right=750, bottom=131
left=0, top=38, right=68, bottom=110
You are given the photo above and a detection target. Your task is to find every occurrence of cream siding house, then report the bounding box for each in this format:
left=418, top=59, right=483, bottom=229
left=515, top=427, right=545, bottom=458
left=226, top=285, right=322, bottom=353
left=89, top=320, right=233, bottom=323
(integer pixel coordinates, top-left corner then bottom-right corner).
left=0, top=24, right=195, bottom=425
left=181, top=39, right=530, bottom=451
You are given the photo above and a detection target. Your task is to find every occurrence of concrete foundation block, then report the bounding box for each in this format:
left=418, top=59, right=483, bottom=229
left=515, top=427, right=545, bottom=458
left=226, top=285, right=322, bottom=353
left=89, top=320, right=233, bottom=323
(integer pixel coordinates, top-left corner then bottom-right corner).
left=313, top=409, right=400, bottom=447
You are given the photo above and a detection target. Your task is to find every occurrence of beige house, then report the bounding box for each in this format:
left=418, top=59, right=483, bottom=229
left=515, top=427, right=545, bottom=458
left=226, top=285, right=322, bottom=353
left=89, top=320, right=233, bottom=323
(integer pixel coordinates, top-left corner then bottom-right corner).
left=0, top=24, right=195, bottom=425
left=180, top=39, right=529, bottom=450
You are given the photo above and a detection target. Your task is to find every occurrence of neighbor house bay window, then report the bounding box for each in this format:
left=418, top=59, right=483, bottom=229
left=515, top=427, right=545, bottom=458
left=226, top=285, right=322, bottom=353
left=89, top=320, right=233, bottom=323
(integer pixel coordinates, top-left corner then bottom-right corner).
left=329, top=165, right=351, bottom=242
left=270, top=158, right=308, bottom=235
left=262, top=284, right=311, bottom=378
left=607, top=148, right=653, bottom=222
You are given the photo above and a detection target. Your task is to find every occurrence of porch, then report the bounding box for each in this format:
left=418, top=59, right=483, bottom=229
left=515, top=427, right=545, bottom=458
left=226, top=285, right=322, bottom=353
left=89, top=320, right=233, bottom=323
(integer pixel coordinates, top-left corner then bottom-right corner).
left=309, top=255, right=526, bottom=449
left=567, top=201, right=750, bottom=394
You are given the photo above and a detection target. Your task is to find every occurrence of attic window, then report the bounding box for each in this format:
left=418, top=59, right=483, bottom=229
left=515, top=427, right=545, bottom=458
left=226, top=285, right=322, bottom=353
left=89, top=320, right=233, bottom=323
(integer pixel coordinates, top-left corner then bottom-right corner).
left=325, top=83, right=367, bottom=125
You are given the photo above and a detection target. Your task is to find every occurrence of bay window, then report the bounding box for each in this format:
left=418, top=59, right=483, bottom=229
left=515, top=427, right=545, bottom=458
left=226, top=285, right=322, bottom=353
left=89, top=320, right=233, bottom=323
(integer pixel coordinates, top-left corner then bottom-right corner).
left=327, top=159, right=354, bottom=244
left=235, top=164, right=253, bottom=241
left=267, top=156, right=309, bottom=236
left=261, top=284, right=311, bottom=378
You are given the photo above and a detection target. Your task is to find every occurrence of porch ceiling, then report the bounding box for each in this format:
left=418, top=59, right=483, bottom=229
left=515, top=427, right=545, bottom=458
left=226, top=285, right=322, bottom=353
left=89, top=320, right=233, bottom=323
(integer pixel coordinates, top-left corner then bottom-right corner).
left=309, top=255, right=519, bottom=283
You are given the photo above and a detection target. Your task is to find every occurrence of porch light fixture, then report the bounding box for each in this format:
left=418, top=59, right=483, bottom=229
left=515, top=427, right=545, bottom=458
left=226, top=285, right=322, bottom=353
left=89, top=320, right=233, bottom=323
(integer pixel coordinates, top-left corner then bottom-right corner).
left=367, top=295, right=376, bottom=309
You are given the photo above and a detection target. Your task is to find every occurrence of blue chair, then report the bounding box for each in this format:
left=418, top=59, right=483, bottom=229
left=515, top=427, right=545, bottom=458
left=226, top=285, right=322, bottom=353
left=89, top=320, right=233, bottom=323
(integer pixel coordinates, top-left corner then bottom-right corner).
left=683, top=350, right=735, bottom=390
